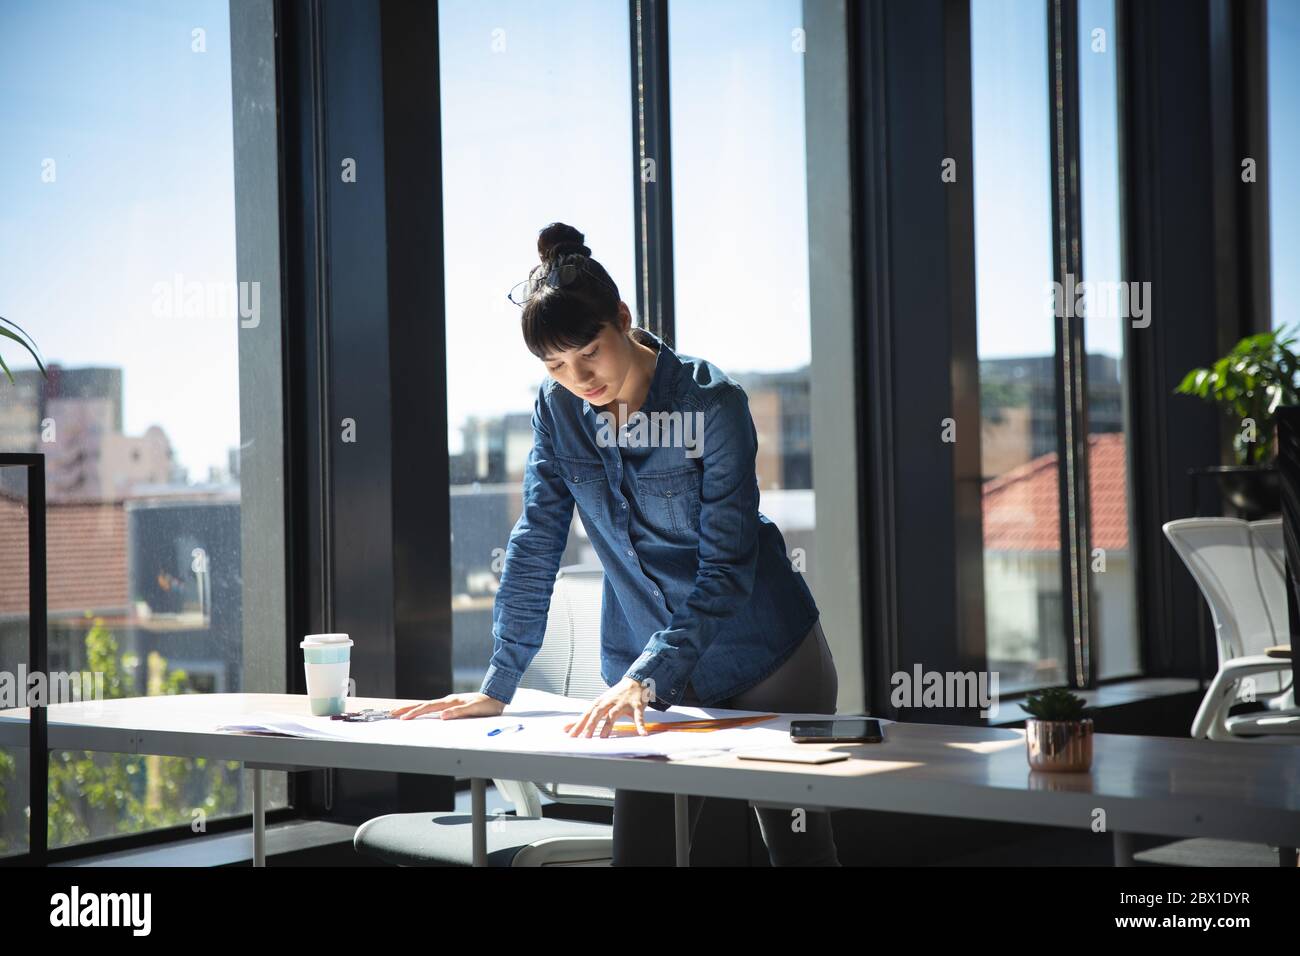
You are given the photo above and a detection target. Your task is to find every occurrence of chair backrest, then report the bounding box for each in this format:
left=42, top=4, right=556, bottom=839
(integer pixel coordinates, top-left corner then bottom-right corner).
left=1163, top=518, right=1286, bottom=664
left=1249, top=517, right=1285, bottom=588
left=1248, top=519, right=1287, bottom=697
left=497, top=564, right=614, bottom=814
left=517, top=564, right=610, bottom=699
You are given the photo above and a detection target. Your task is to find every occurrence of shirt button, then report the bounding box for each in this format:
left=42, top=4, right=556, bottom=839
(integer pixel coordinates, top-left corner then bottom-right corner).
left=626, top=549, right=634, bottom=557
left=653, top=589, right=659, bottom=597
left=665, top=491, right=673, bottom=498
left=621, top=502, right=627, bottom=509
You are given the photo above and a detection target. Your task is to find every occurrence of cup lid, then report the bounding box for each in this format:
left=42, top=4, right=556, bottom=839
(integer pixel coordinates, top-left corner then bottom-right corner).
left=300, top=633, right=353, bottom=648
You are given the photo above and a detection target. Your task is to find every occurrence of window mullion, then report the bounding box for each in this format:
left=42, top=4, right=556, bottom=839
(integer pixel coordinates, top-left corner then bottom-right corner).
left=1048, top=0, right=1094, bottom=688
left=629, top=0, right=675, bottom=344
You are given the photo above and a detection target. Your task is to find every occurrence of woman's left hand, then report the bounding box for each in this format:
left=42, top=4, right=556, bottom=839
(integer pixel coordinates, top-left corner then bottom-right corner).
left=567, top=677, right=650, bottom=737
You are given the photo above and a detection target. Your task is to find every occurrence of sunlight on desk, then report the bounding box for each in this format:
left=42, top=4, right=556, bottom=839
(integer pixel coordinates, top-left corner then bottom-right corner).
left=946, top=736, right=1025, bottom=755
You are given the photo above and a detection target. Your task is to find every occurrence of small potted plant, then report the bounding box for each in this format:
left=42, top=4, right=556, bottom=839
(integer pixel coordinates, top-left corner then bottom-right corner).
left=1021, top=687, right=1093, bottom=772
left=0, top=314, right=46, bottom=384
left=1174, top=327, right=1300, bottom=518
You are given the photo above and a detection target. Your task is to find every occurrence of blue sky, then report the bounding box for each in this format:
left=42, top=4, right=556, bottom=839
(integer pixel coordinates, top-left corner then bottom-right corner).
left=1269, top=0, right=1300, bottom=333
left=438, top=0, right=809, bottom=450
left=437, top=0, right=636, bottom=446
left=667, top=1, right=810, bottom=375
left=0, top=0, right=238, bottom=482
left=971, top=0, right=1300, bottom=352
left=971, top=0, right=1057, bottom=359
left=3, top=0, right=1298, bottom=474
left=971, top=0, right=1124, bottom=363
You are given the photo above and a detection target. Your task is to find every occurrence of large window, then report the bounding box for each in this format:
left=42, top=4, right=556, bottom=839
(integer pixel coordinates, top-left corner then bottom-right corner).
left=438, top=0, right=635, bottom=692
left=668, top=0, right=817, bottom=596
left=1078, top=0, right=1139, bottom=679
left=0, top=0, right=285, bottom=857
left=970, top=0, right=1141, bottom=693
left=971, top=0, right=1067, bottom=692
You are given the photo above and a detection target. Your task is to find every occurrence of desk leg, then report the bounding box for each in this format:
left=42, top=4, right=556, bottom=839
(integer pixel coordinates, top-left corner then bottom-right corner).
left=674, top=794, right=690, bottom=867
left=471, top=778, right=487, bottom=867
left=252, top=768, right=266, bottom=868
left=1112, top=831, right=1133, bottom=867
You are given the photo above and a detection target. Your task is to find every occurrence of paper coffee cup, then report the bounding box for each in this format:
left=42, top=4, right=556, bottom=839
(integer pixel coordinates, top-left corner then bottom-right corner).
left=300, top=633, right=353, bottom=716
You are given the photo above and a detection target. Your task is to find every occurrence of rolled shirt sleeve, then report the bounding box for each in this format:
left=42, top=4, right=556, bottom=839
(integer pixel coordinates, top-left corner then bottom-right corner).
left=623, top=386, right=760, bottom=706
left=479, top=387, right=575, bottom=705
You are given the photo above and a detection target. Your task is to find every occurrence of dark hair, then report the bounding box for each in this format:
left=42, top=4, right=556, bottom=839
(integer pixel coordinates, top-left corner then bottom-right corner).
left=521, top=222, right=622, bottom=359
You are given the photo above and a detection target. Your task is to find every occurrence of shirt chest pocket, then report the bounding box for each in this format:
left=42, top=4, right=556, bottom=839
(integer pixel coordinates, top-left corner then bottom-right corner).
left=556, top=455, right=606, bottom=522
left=636, top=465, right=702, bottom=535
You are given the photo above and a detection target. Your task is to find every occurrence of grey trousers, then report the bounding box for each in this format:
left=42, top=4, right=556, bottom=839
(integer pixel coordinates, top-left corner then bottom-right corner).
left=611, top=618, right=841, bottom=866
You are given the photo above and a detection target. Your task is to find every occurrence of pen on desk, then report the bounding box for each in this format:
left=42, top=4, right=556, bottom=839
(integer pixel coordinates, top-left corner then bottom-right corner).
left=487, top=723, right=525, bottom=736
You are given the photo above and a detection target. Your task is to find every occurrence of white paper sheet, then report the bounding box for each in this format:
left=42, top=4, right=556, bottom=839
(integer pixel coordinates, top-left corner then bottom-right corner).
left=215, top=688, right=887, bottom=759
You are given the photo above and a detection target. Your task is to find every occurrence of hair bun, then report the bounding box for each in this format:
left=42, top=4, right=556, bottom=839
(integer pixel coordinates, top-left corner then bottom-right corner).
left=537, top=222, right=591, bottom=262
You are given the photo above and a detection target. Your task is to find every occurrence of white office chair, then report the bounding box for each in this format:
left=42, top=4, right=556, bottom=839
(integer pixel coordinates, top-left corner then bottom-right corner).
left=502, top=564, right=616, bottom=814
left=354, top=564, right=616, bottom=866
left=1163, top=518, right=1300, bottom=740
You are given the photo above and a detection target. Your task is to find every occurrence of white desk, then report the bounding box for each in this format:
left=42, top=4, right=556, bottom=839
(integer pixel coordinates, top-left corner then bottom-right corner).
left=3, top=692, right=1299, bottom=866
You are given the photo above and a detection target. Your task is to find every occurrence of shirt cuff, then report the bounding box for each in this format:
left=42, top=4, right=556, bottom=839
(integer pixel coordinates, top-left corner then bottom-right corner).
left=625, top=652, right=688, bottom=708
left=479, top=663, right=524, bottom=705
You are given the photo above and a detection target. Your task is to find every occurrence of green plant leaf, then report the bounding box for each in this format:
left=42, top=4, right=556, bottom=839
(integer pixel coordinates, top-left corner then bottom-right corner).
left=1175, top=367, right=1210, bottom=395
left=0, top=321, right=46, bottom=378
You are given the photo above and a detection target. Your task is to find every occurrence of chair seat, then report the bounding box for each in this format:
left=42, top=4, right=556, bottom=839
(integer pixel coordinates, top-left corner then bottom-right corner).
left=354, top=812, right=612, bottom=867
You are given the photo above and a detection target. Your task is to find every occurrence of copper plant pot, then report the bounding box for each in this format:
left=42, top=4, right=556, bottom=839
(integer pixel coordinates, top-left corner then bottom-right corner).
left=1025, top=718, right=1094, bottom=772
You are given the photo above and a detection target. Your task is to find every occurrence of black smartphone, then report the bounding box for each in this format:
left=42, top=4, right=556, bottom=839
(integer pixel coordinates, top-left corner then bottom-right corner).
left=790, top=718, right=885, bottom=744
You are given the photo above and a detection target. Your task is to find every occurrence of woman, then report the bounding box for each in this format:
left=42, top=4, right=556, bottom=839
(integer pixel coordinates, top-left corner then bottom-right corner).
left=392, top=222, right=840, bottom=867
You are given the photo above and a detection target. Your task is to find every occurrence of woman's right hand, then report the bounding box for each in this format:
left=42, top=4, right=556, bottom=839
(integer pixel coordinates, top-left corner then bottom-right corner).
left=390, top=693, right=506, bottom=721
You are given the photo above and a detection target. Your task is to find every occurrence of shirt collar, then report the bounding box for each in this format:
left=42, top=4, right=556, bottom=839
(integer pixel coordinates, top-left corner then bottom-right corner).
left=582, top=327, right=671, bottom=416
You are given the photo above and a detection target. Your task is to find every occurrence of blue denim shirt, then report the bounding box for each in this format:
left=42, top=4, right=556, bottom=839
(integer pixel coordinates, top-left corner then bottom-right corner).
left=479, top=327, right=820, bottom=710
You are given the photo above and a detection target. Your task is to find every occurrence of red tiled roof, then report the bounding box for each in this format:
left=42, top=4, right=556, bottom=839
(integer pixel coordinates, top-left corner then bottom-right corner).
left=982, top=432, right=1130, bottom=552
left=0, top=492, right=128, bottom=616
